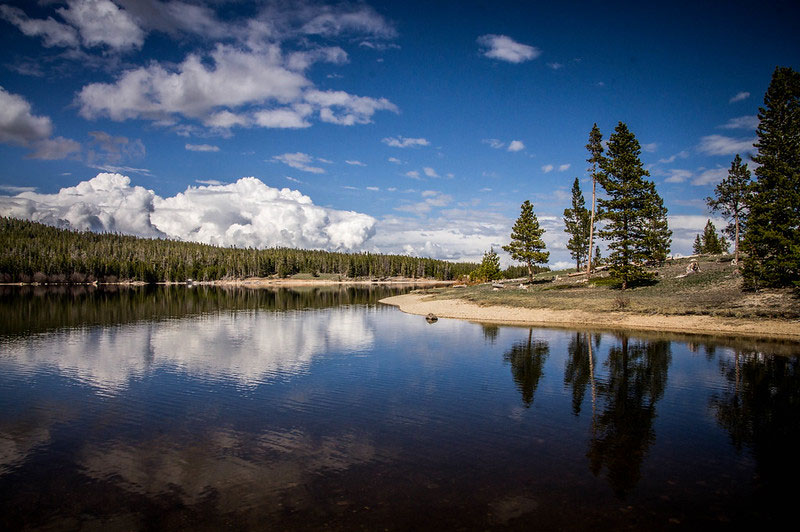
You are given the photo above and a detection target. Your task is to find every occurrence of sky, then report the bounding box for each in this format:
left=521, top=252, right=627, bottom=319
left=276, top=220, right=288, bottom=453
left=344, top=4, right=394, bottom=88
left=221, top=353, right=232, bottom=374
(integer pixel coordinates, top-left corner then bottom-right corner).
left=0, top=0, right=798, bottom=268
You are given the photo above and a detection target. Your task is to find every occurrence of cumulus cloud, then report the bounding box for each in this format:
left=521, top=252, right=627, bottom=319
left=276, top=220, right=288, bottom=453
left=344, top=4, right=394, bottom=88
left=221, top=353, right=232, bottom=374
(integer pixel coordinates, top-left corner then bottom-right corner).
left=718, top=115, right=759, bottom=130
left=482, top=138, right=504, bottom=149
left=423, top=167, right=439, bottom=178
left=729, top=91, right=750, bottom=103
left=541, top=164, right=554, bottom=173
left=0, top=173, right=376, bottom=252
left=558, top=164, right=571, bottom=172
left=387, top=157, right=402, bottom=164
left=345, top=160, right=366, bottom=166
left=185, top=143, right=220, bottom=152
left=477, top=34, right=540, bottom=63
left=87, top=130, right=145, bottom=165
left=507, top=140, right=525, bottom=152
left=697, top=134, right=756, bottom=156
left=641, top=142, right=658, bottom=153
left=77, top=43, right=396, bottom=130
left=692, top=167, right=727, bottom=186
left=395, top=191, right=452, bottom=215
left=658, top=151, right=689, bottom=164
left=58, top=0, right=144, bottom=50
left=405, top=170, right=420, bottom=179
left=382, top=136, right=430, bottom=148
left=664, top=169, right=693, bottom=183
left=272, top=152, right=325, bottom=174
left=0, top=86, right=80, bottom=160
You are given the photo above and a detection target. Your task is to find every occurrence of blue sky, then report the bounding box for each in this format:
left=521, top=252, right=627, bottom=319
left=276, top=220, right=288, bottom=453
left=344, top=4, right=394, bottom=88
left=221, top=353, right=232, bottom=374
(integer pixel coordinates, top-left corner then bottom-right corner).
left=0, top=0, right=797, bottom=267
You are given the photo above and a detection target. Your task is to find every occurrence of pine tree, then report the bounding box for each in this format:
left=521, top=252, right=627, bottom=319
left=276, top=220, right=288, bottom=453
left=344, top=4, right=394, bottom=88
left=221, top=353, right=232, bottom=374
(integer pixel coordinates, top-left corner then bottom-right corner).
left=640, top=180, right=672, bottom=264
left=503, top=200, right=549, bottom=282
left=707, top=154, right=752, bottom=263
left=563, top=177, right=591, bottom=270
left=597, top=122, right=653, bottom=289
left=741, top=66, right=800, bottom=289
left=472, top=247, right=501, bottom=282
left=694, top=220, right=731, bottom=255
left=585, top=124, right=604, bottom=276
left=693, top=234, right=704, bottom=255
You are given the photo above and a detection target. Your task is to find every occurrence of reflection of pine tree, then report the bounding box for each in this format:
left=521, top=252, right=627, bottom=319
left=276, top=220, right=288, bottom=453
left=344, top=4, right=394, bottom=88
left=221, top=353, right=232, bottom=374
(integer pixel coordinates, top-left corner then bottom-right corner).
left=710, top=350, right=800, bottom=507
left=564, top=332, right=595, bottom=415
left=587, top=336, right=671, bottom=498
left=503, top=329, right=550, bottom=407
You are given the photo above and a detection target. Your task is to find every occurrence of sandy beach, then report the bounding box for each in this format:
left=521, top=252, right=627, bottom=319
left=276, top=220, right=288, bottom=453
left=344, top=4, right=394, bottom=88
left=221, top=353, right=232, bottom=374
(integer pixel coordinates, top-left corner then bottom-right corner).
left=380, top=293, right=800, bottom=342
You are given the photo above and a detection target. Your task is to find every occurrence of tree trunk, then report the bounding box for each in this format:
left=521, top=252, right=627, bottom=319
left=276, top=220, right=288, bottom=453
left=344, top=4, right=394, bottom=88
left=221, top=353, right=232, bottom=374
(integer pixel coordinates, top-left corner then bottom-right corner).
left=586, top=177, right=596, bottom=278
left=527, top=261, right=533, bottom=283
left=734, top=214, right=740, bottom=264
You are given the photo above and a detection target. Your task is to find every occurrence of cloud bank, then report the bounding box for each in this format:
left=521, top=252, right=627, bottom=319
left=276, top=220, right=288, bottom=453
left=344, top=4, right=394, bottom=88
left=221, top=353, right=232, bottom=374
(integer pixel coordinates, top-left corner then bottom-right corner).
left=0, top=173, right=376, bottom=251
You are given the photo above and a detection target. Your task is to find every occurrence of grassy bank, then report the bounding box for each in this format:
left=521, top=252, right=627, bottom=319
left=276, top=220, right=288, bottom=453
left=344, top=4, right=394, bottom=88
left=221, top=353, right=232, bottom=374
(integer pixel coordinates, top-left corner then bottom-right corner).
left=417, top=255, right=798, bottom=320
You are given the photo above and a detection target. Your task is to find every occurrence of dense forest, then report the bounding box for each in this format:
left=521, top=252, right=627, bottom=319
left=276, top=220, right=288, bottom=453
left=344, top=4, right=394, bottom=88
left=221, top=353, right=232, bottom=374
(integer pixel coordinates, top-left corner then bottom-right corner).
left=0, top=217, right=477, bottom=283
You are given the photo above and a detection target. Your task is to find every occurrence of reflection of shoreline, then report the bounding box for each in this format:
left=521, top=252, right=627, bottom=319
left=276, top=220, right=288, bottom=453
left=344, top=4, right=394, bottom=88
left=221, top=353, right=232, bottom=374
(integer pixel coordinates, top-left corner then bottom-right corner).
left=381, top=294, right=800, bottom=342
left=1, top=278, right=454, bottom=288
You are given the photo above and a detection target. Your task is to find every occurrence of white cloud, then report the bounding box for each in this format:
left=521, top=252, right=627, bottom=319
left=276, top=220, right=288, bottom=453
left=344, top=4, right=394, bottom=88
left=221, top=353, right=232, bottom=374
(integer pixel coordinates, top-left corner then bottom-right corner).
left=692, top=167, right=727, bottom=186
left=345, top=160, right=366, bottom=166
left=0, top=87, right=80, bottom=160
left=0, top=87, right=53, bottom=146
left=395, top=191, right=452, bottom=215
left=669, top=214, right=728, bottom=255
left=387, top=157, right=402, bottom=164
left=0, top=5, right=79, bottom=48
left=547, top=62, right=564, bottom=70
left=558, top=163, right=571, bottom=172
left=185, top=143, right=220, bottom=152
left=382, top=136, right=430, bottom=148
left=405, top=170, right=420, bottom=179
left=718, top=115, right=759, bottom=130
left=366, top=186, right=379, bottom=191
left=77, top=43, right=396, bottom=130
left=272, top=152, right=325, bottom=174
left=729, top=91, right=750, bottom=103
left=507, top=140, right=525, bottom=152
left=477, top=34, right=540, bottom=63
left=57, top=0, right=144, bottom=50
left=658, top=151, right=689, bottom=164
left=664, top=169, right=693, bottom=183
left=423, top=167, right=439, bottom=178
left=196, top=179, right=223, bottom=186
left=0, top=185, right=36, bottom=193
left=300, top=5, right=397, bottom=38
left=0, top=173, right=376, bottom=252
left=641, top=142, right=658, bottom=153
left=482, top=138, right=504, bottom=149
left=697, top=135, right=756, bottom=156
left=541, top=164, right=554, bottom=173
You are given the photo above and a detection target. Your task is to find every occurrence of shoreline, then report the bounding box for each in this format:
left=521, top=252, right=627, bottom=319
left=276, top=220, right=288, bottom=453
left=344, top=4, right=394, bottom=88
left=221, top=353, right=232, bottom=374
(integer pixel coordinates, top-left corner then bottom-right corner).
left=380, top=293, right=800, bottom=343
left=1, top=278, right=454, bottom=288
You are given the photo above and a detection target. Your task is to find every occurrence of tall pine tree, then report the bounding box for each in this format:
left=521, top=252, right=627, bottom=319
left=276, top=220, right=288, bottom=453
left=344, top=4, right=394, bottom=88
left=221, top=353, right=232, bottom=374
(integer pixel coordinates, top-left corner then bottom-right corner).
left=707, top=154, right=752, bottom=263
left=585, top=124, right=604, bottom=276
left=640, top=180, right=672, bottom=264
left=503, top=200, right=549, bottom=282
left=597, top=122, right=654, bottom=289
left=742, top=66, right=800, bottom=288
left=563, top=177, right=591, bottom=269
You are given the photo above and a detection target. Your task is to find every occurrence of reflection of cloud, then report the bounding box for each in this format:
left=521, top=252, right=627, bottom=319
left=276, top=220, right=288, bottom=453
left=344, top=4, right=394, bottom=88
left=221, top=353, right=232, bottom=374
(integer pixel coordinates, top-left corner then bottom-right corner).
left=1, top=308, right=375, bottom=394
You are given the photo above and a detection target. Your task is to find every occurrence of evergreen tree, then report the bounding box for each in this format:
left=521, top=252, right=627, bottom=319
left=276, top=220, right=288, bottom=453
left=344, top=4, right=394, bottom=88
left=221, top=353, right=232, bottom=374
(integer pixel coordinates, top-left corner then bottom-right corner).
left=471, top=247, right=501, bottom=282
left=597, top=122, right=653, bottom=289
left=585, top=124, right=604, bottom=275
left=742, top=66, right=800, bottom=289
left=707, top=154, right=752, bottom=263
left=563, top=177, right=591, bottom=270
left=693, top=234, right=704, bottom=255
left=503, top=200, right=549, bottom=282
left=640, top=180, right=672, bottom=264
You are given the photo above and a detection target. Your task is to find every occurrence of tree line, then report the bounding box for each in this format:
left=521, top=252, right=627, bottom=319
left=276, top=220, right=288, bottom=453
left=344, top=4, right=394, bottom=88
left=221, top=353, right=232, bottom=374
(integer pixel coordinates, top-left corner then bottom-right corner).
left=0, top=217, right=477, bottom=283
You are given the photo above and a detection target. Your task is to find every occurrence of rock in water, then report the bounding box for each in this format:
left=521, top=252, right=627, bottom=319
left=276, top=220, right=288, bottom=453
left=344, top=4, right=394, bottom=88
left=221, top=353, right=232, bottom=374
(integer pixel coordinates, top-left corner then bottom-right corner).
left=425, top=313, right=438, bottom=323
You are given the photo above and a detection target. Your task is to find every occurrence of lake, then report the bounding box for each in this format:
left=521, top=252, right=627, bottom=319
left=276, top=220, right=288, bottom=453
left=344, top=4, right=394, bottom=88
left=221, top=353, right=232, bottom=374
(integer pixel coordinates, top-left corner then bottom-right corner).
left=1, top=285, right=799, bottom=530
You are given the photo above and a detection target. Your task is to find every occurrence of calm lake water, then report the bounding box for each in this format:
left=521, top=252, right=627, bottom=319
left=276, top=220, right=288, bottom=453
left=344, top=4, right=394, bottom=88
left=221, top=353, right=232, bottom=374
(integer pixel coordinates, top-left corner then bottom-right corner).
left=1, top=286, right=799, bottom=530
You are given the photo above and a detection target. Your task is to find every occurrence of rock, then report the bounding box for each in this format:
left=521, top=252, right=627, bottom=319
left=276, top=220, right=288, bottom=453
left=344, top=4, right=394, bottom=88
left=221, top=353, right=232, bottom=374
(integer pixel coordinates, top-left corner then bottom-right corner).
left=425, top=313, right=438, bottom=323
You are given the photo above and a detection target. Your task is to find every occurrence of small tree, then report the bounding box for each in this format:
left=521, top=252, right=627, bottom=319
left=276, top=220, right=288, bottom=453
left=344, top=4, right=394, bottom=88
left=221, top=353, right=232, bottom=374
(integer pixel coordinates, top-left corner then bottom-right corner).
left=707, top=154, right=751, bottom=263
left=694, top=220, right=729, bottom=254
left=640, top=180, right=672, bottom=264
left=563, top=177, right=591, bottom=270
left=470, top=247, right=502, bottom=282
left=503, top=200, right=549, bottom=282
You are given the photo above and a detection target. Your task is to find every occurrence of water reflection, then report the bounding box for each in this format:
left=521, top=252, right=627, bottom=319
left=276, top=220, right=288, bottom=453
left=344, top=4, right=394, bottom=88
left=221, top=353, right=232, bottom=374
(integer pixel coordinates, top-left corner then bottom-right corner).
left=2, top=307, right=376, bottom=393
left=563, top=332, right=597, bottom=416
left=587, top=336, right=671, bottom=497
left=503, top=329, right=550, bottom=407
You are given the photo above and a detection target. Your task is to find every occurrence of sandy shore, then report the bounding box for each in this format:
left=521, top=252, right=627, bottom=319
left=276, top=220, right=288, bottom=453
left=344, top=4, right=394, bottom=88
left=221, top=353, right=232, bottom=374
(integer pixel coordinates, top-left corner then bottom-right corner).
left=380, top=293, right=800, bottom=342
